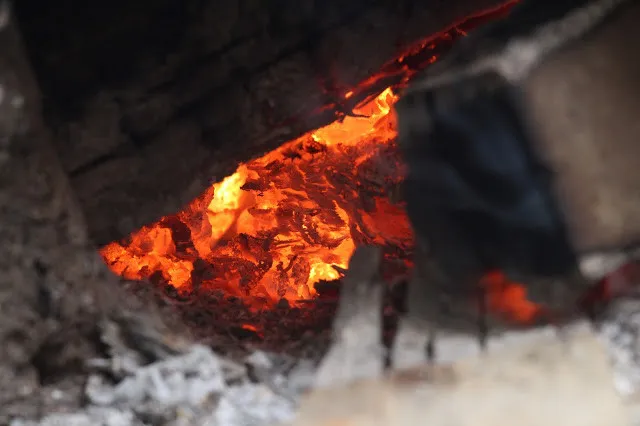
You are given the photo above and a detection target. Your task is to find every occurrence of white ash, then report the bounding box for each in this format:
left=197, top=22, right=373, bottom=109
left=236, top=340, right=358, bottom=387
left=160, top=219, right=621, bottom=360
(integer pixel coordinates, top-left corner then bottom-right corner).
left=11, top=293, right=640, bottom=426
left=10, top=408, right=141, bottom=426
left=11, top=344, right=317, bottom=426
left=85, top=345, right=226, bottom=407
left=214, top=383, right=296, bottom=426
left=579, top=252, right=632, bottom=281
left=597, top=298, right=640, bottom=398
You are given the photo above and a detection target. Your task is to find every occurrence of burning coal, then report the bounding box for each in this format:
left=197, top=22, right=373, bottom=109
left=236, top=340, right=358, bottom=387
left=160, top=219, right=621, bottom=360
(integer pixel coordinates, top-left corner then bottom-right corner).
left=99, top=3, right=541, bottom=323
left=101, top=88, right=412, bottom=308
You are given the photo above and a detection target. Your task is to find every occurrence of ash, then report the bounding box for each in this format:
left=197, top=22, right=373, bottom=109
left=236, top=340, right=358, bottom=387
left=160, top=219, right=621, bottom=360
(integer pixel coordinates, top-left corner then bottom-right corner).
left=10, top=322, right=318, bottom=426
left=598, top=298, right=640, bottom=398
left=10, top=284, right=640, bottom=426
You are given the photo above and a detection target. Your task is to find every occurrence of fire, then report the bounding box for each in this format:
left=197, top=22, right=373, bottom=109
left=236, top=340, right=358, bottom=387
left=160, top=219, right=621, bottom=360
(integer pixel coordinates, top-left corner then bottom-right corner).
left=482, top=271, right=542, bottom=323
left=101, top=88, right=412, bottom=308
left=100, top=2, right=539, bottom=322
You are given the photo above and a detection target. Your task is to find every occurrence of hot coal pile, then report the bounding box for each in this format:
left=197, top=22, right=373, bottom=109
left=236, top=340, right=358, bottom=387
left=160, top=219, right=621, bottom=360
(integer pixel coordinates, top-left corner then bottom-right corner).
left=98, top=4, right=540, bottom=347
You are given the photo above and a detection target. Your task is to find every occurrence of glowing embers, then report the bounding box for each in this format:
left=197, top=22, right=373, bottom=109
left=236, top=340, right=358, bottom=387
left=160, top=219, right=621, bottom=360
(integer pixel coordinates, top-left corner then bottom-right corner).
left=100, top=88, right=413, bottom=308
left=99, top=2, right=538, bottom=324
left=482, top=270, right=543, bottom=323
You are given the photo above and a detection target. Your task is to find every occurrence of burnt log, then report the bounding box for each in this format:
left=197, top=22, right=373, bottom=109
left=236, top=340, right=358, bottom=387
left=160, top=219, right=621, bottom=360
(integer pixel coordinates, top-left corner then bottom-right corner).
left=314, top=246, right=385, bottom=388
left=13, top=0, right=514, bottom=245
left=0, top=7, right=188, bottom=421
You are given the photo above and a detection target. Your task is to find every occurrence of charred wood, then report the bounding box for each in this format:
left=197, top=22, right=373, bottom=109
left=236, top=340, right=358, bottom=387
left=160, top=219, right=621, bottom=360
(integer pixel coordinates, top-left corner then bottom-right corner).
left=0, top=7, right=188, bottom=422
left=314, top=246, right=385, bottom=387
left=13, top=0, right=513, bottom=244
